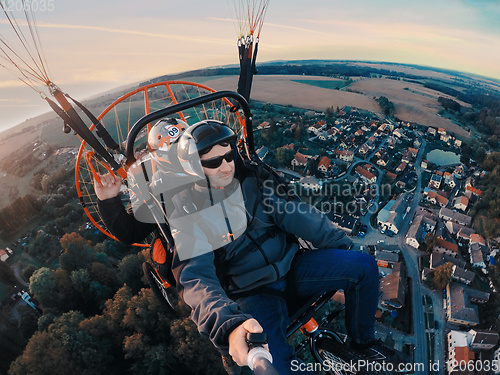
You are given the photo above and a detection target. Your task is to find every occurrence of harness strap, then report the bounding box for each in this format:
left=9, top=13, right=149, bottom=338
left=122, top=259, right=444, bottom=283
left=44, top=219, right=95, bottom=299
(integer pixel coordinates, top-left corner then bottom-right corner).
left=222, top=226, right=278, bottom=269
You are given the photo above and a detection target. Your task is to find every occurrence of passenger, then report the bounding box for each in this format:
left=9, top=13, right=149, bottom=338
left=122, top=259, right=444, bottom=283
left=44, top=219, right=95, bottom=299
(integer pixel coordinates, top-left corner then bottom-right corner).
left=96, top=119, right=409, bottom=375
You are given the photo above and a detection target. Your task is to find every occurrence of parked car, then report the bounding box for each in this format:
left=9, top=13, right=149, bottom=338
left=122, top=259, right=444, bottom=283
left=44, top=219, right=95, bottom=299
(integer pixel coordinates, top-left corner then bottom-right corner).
left=377, top=240, right=385, bottom=244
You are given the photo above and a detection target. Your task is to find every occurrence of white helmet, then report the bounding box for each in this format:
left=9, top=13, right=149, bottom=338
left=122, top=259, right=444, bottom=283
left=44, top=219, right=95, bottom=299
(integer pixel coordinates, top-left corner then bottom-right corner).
left=148, top=118, right=187, bottom=170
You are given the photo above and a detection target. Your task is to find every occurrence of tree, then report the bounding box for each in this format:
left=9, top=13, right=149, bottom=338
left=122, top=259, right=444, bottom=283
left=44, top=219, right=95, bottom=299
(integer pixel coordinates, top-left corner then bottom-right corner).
left=9, top=311, right=115, bottom=375
left=117, top=252, right=147, bottom=295
left=59, top=233, right=93, bottom=272
left=0, top=262, right=17, bottom=286
left=431, top=262, right=453, bottom=290
left=17, top=305, right=39, bottom=341
left=424, top=233, right=438, bottom=253
left=22, top=264, right=38, bottom=282
left=276, top=147, right=295, bottom=166
left=169, top=316, right=223, bottom=375
left=29, top=267, right=57, bottom=308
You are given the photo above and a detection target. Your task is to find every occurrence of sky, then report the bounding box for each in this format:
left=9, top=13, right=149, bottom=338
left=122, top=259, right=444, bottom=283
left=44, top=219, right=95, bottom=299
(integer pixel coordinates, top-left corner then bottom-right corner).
left=0, top=0, right=499, bottom=132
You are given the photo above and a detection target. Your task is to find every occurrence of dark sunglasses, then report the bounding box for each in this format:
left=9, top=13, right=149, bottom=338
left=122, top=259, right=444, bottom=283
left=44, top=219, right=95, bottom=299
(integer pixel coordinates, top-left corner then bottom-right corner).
left=200, top=149, right=235, bottom=169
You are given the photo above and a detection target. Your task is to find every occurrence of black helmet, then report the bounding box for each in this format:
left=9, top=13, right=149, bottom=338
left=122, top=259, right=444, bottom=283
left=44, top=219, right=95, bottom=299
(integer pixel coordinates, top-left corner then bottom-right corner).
left=148, top=118, right=187, bottom=169
left=178, top=120, right=237, bottom=177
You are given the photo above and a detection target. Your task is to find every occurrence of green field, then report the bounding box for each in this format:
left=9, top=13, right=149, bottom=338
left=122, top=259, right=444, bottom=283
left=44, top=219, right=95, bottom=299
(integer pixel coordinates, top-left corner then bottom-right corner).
left=291, top=79, right=348, bottom=90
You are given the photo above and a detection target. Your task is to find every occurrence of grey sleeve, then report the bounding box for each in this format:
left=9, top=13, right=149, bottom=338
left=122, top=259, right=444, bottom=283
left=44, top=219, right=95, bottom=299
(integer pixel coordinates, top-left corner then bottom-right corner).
left=172, top=239, right=252, bottom=352
left=261, top=180, right=352, bottom=249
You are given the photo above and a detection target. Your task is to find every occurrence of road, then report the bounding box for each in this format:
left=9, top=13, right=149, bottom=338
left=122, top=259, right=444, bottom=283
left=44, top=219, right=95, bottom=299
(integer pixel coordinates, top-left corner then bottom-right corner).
left=348, top=137, right=451, bottom=374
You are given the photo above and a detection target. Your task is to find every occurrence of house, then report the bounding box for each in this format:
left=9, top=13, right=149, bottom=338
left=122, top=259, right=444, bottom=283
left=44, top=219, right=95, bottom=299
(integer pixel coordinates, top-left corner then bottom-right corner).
left=377, top=155, right=389, bottom=167
left=445, top=221, right=476, bottom=242
left=429, top=174, right=442, bottom=189
left=451, top=265, right=475, bottom=285
left=438, top=128, right=446, bottom=135
left=258, top=121, right=270, bottom=129
left=374, top=148, right=386, bottom=159
left=379, top=262, right=407, bottom=309
left=453, top=164, right=465, bottom=179
left=443, top=172, right=456, bottom=188
left=317, top=131, right=329, bottom=141
left=468, top=330, right=499, bottom=351
left=393, top=129, right=403, bottom=138
left=440, top=133, right=452, bottom=143
left=355, top=166, right=376, bottom=184
left=465, top=177, right=475, bottom=190
left=377, top=194, right=410, bottom=234
left=430, top=253, right=466, bottom=270
left=447, top=331, right=475, bottom=374
left=408, top=147, right=419, bottom=158
left=328, top=128, right=339, bottom=138
left=470, top=234, right=486, bottom=246
left=317, top=156, right=331, bottom=173
left=466, top=185, right=482, bottom=196
left=291, top=152, right=308, bottom=167
left=358, top=143, right=370, bottom=155
left=434, top=237, right=459, bottom=257
left=469, top=244, right=486, bottom=268
left=445, top=282, right=480, bottom=327
left=425, top=190, right=449, bottom=207
left=453, top=196, right=469, bottom=211
left=386, top=136, right=396, bottom=148
left=439, top=207, right=472, bottom=227
left=327, top=212, right=357, bottom=234
left=0, top=249, right=9, bottom=262
left=395, top=161, right=407, bottom=173
left=299, top=176, right=321, bottom=192
left=406, top=214, right=437, bottom=249
left=256, top=146, right=269, bottom=161
left=421, top=159, right=428, bottom=169
left=308, top=122, right=324, bottom=134
left=334, top=149, right=354, bottom=162
left=401, top=150, right=412, bottom=163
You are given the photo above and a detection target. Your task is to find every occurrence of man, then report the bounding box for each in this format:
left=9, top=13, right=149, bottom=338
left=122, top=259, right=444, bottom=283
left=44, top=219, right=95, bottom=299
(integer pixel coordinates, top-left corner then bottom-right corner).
left=96, top=119, right=406, bottom=375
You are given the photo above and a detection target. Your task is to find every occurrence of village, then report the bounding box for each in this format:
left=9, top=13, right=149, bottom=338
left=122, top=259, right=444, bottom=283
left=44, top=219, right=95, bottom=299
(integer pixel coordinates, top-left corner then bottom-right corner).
left=252, top=105, right=500, bottom=374
left=0, top=102, right=498, bottom=374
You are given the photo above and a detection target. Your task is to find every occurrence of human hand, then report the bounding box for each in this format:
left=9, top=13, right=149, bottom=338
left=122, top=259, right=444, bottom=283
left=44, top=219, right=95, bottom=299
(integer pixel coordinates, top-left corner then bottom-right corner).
left=94, top=172, right=123, bottom=200
left=228, top=318, right=268, bottom=367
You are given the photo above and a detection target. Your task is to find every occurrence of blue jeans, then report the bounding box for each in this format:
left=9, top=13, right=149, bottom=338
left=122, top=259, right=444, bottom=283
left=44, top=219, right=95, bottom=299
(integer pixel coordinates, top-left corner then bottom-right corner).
left=236, top=248, right=379, bottom=375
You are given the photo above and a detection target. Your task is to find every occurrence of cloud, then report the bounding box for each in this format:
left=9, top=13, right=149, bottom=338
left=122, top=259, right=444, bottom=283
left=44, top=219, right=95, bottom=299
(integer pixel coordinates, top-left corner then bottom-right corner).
left=0, top=20, right=231, bottom=46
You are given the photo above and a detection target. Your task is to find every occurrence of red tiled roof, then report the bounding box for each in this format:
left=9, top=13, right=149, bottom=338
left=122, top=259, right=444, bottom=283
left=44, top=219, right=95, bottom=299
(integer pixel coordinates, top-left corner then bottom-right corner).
left=470, top=234, right=485, bottom=245
left=318, top=156, right=331, bottom=169
left=355, top=166, right=375, bottom=180
left=436, top=238, right=458, bottom=253
left=334, top=149, right=353, bottom=156
left=466, top=186, right=482, bottom=196
left=294, top=152, right=308, bottom=164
